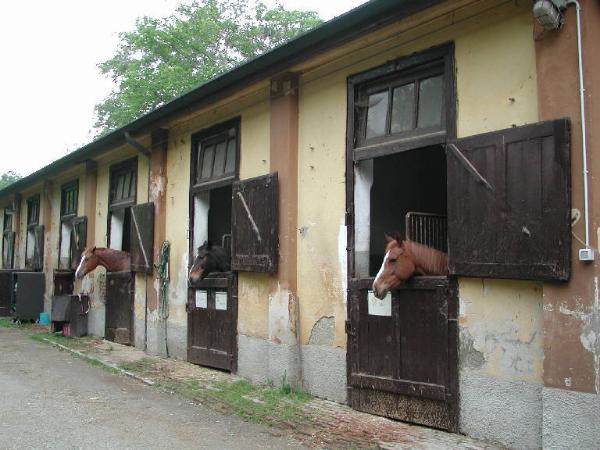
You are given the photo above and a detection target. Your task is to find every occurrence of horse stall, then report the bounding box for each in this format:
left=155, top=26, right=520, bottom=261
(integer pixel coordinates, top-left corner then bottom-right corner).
left=187, top=120, right=240, bottom=372
left=347, top=146, right=458, bottom=431
left=345, top=45, right=459, bottom=431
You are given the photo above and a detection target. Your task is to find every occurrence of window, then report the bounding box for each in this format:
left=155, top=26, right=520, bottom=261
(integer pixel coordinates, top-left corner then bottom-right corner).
left=192, top=122, right=238, bottom=189
left=25, top=195, right=43, bottom=270
left=2, top=207, right=15, bottom=269
left=60, top=181, right=78, bottom=217
left=190, top=119, right=239, bottom=284
left=108, top=158, right=137, bottom=251
left=350, top=45, right=455, bottom=161
left=110, top=160, right=137, bottom=207
left=58, top=180, right=79, bottom=270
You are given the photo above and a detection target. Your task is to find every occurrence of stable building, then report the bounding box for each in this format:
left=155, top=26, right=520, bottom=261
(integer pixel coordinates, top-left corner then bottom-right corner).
left=1, top=1, right=599, bottom=448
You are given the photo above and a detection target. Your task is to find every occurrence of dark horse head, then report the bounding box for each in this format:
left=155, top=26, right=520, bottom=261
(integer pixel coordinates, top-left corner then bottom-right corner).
left=188, top=241, right=230, bottom=284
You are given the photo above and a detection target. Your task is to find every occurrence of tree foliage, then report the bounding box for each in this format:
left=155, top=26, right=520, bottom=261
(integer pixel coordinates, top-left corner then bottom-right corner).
left=94, top=0, right=321, bottom=134
left=0, top=171, right=21, bottom=190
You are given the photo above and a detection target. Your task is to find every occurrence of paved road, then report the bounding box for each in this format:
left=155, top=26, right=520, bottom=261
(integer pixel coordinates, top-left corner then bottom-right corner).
left=0, top=328, right=306, bottom=450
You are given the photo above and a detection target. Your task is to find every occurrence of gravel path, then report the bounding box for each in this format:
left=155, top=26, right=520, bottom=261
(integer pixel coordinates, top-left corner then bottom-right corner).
left=0, top=328, right=306, bottom=450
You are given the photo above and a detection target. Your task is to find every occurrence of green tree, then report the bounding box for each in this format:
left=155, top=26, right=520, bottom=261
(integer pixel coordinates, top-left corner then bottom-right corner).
left=0, top=171, right=21, bottom=190
left=94, top=0, right=321, bottom=134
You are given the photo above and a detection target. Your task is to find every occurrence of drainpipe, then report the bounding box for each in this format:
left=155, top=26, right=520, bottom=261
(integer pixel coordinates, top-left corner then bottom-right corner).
left=566, top=0, right=594, bottom=261
left=534, top=0, right=592, bottom=260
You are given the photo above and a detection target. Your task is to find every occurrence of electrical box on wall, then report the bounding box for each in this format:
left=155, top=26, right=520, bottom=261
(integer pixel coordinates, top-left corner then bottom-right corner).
left=579, top=248, right=595, bottom=262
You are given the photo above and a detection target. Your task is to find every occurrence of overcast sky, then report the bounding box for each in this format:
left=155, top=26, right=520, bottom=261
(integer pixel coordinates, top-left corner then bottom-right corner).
left=0, top=0, right=367, bottom=177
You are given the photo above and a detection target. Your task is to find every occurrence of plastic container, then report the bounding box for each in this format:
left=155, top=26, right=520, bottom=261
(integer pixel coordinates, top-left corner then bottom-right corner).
left=39, top=312, right=50, bottom=325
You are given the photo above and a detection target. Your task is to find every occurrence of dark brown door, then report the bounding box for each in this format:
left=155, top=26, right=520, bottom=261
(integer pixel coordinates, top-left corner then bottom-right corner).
left=105, top=272, right=134, bottom=345
left=188, top=273, right=237, bottom=371
left=0, top=270, right=14, bottom=316
left=15, top=272, right=45, bottom=321
left=347, top=276, right=458, bottom=431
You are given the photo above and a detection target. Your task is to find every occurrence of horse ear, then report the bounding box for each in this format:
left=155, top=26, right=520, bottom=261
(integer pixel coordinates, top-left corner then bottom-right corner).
left=92, top=246, right=97, bottom=253
left=384, top=233, right=394, bottom=243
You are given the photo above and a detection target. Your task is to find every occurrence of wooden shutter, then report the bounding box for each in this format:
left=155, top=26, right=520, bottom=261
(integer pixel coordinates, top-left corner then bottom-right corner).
left=447, top=118, right=570, bottom=281
left=32, top=225, right=45, bottom=271
left=70, top=216, right=87, bottom=271
left=231, top=172, right=278, bottom=272
left=129, top=202, right=155, bottom=273
left=2, top=231, right=15, bottom=269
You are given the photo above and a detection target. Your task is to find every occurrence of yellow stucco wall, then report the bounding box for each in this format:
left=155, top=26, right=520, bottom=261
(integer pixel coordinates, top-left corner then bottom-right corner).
left=297, top=71, right=348, bottom=347
left=455, top=14, right=542, bottom=382
left=164, top=95, right=271, bottom=331
left=455, top=13, right=539, bottom=138
left=294, top=5, right=542, bottom=385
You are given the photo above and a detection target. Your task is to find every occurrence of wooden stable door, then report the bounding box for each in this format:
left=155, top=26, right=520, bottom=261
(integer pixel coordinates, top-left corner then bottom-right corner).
left=347, top=276, right=458, bottom=431
left=105, top=272, right=134, bottom=345
left=188, top=273, right=237, bottom=371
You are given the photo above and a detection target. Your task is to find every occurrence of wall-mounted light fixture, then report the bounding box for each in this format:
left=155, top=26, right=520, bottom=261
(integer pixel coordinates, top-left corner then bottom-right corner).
left=533, top=0, right=567, bottom=30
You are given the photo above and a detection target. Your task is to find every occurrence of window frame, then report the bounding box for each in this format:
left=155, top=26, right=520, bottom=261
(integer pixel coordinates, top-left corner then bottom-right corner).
left=60, top=180, right=79, bottom=219
left=107, top=157, right=138, bottom=251
left=57, top=180, right=79, bottom=271
left=25, top=194, right=41, bottom=269
left=190, top=118, right=240, bottom=194
left=2, top=207, right=15, bottom=269
left=26, top=195, right=40, bottom=227
left=348, top=43, right=456, bottom=161
left=108, top=157, right=138, bottom=211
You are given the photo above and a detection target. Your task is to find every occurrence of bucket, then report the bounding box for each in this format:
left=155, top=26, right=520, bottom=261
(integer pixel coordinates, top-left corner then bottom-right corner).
left=39, top=312, right=50, bottom=325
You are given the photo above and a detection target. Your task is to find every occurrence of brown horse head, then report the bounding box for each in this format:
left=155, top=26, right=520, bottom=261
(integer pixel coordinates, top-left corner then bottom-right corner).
left=188, top=241, right=230, bottom=284
left=75, top=247, right=100, bottom=279
left=372, top=234, right=417, bottom=299
left=372, top=233, right=449, bottom=299
left=75, top=247, right=131, bottom=279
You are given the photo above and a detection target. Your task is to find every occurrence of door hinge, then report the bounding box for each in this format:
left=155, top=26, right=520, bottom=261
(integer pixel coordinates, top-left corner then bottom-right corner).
left=345, top=211, right=353, bottom=227
left=345, top=320, right=356, bottom=337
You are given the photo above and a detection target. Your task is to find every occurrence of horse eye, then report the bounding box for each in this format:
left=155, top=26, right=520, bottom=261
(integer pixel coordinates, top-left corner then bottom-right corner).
left=388, top=258, right=397, bottom=263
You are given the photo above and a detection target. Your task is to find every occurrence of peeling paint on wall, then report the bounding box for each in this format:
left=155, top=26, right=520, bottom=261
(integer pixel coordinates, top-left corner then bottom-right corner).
left=269, top=284, right=296, bottom=345
left=557, top=277, right=600, bottom=393
left=459, top=278, right=543, bottom=383
left=459, top=328, right=486, bottom=370
left=308, top=316, right=335, bottom=346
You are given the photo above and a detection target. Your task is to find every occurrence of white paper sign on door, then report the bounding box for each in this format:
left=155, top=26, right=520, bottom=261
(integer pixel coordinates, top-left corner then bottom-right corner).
left=195, top=290, right=208, bottom=308
left=367, top=290, right=392, bottom=316
left=215, top=292, right=228, bottom=310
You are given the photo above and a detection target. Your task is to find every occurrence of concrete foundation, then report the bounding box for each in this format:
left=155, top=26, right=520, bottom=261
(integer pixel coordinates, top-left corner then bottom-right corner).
left=87, top=306, right=106, bottom=338
left=301, top=344, right=346, bottom=403
left=165, top=322, right=187, bottom=360
left=238, top=334, right=346, bottom=403
left=238, top=334, right=301, bottom=386
left=459, top=370, right=542, bottom=450
left=542, top=387, right=600, bottom=450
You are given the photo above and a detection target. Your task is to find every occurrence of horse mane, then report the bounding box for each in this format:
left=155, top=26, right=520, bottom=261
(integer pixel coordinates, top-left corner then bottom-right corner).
left=385, top=234, right=447, bottom=276
left=94, top=247, right=131, bottom=272
left=402, top=240, right=448, bottom=275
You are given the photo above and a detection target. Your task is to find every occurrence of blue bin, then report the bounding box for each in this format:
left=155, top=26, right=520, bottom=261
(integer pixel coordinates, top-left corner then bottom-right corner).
left=39, top=312, right=50, bottom=325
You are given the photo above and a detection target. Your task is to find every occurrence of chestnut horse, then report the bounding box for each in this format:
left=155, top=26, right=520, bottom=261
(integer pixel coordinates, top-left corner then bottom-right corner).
left=75, top=247, right=131, bottom=279
left=188, top=241, right=230, bottom=284
left=372, top=233, right=448, bottom=299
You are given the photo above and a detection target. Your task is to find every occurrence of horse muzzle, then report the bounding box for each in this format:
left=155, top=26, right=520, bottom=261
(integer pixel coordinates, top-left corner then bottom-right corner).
left=372, top=282, right=388, bottom=300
